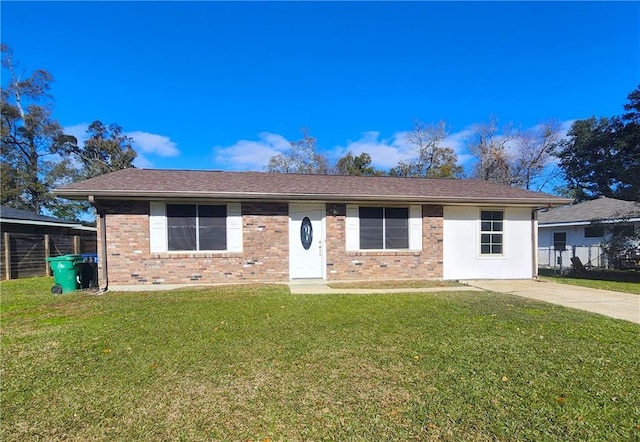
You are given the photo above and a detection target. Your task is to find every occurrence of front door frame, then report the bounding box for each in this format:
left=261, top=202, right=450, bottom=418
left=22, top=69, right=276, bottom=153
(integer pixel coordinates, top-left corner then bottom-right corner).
left=289, top=203, right=326, bottom=280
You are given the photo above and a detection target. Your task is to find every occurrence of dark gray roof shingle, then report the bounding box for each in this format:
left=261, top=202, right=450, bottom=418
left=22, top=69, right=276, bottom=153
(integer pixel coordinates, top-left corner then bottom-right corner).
left=0, top=205, right=75, bottom=224
left=538, top=197, right=640, bottom=224
left=54, top=168, right=571, bottom=206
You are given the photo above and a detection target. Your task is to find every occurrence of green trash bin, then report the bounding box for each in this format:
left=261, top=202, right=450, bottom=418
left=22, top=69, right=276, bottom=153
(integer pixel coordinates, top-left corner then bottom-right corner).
left=46, top=254, right=84, bottom=294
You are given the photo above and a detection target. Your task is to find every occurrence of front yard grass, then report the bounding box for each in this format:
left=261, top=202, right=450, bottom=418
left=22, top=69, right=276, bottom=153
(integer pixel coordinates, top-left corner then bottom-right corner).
left=540, top=273, right=640, bottom=295
left=2, top=277, right=639, bottom=441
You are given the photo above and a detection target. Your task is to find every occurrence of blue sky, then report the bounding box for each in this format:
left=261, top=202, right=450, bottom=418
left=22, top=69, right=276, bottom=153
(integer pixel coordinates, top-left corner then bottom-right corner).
left=2, top=1, right=639, bottom=175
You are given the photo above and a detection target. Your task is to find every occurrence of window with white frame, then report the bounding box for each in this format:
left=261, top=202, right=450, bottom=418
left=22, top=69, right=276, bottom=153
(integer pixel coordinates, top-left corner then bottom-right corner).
left=359, top=207, right=409, bottom=249
left=167, top=204, right=226, bottom=251
left=480, top=210, right=503, bottom=255
left=345, top=204, right=422, bottom=251
left=149, top=202, right=242, bottom=253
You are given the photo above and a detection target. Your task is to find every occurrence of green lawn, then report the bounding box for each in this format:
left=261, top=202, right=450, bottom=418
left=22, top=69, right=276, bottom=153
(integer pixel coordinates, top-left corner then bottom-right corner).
left=2, top=277, right=639, bottom=441
left=540, top=274, right=640, bottom=295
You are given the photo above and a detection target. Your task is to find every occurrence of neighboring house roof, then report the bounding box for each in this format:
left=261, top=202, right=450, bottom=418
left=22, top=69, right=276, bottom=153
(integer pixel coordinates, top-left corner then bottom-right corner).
left=0, top=205, right=96, bottom=231
left=54, top=168, right=570, bottom=207
left=538, top=197, right=640, bottom=226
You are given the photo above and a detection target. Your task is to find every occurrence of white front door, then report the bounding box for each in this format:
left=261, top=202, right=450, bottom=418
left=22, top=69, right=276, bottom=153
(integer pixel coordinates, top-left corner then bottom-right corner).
left=289, top=203, right=325, bottom=279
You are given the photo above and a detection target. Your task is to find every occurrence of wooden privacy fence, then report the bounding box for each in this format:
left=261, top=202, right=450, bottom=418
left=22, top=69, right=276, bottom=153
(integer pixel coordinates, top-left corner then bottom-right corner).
left=1, top=232, right=97, bottom=280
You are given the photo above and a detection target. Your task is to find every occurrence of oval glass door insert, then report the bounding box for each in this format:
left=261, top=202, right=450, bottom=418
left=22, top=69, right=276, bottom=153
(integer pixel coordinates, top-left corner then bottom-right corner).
left=300, top=217, right=313, bottom=250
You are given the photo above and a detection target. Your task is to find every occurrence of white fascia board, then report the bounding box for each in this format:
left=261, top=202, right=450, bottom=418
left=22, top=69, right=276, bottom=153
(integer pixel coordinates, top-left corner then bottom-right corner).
left=54, top=190, right=569, bottom=207
left=539, top=218, right=640, bottom=228
left=0, top=218, right=97, bottom=231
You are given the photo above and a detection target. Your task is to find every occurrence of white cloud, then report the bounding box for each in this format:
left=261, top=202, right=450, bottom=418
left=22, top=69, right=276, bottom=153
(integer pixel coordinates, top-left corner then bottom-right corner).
left=126, top=131, right=180, bottom=157
left=64, top=124, right=180, bottom=159
left=66, top=119, right=577, bottom=174
left=334, top=128, right=483, bottom=170
left=213, top=132, right=291, bottom=170
left=63, top=123, right=90, bottom=146
left=559, top=119, right=575, bottom=138
left=133, top=154, right=155, bottom=169
left=333, top=131, right=415, bottom=169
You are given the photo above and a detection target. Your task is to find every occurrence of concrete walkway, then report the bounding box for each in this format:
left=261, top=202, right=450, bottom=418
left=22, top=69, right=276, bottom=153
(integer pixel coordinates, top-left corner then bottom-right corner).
left=288, top=279, right=640, bottom=324
left=463, top=279, right=640, bottom=324
left=288, top=280, right=482, bottom=295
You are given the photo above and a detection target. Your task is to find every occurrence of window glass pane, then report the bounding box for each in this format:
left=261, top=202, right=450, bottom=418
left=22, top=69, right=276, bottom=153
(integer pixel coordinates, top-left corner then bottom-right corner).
left=584, top=226, right=604, bottom=238
left=167, top=204, right=197, bottom=251
left=553, top=232, right=566, bottom=241
left=360, top=207, right=383, bottom=249
left=480, top=211, right=504, bottom=254
left=385, top=207, right=408, bottom=220
left=385, top=208, right=409, bottom=249
left=553, top=232, right=566, bottom=251
left=481, top=210, right=503, bottom=221
left=199, top=205, right=227, bottom=250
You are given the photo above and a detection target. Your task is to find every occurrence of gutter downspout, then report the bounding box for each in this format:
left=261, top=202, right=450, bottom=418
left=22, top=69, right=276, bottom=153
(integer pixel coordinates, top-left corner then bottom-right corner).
left=532, top=209, right=539, bottom=279
left=88, top=196, right=108, bottom=292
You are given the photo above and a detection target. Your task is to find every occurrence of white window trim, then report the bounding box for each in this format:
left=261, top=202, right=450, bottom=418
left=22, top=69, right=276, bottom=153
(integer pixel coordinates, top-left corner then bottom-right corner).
left=345, top=204, right=422, bottom=252
left=149, top=201, right=242, bottom=254
left=478, top=208, right=505, bottom=258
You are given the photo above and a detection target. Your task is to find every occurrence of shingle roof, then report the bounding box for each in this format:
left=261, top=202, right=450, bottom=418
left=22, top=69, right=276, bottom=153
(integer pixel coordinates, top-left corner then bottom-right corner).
left=537, top=197, right=640, bottom=225
left=54, top=168, right=571, bottom=206
left=0, top=205, right=74, bottom=224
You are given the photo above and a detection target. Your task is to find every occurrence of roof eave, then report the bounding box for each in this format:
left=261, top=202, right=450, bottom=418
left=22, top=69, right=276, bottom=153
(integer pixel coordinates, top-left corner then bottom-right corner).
left=539, top=217, right=640, bottom=227
left=0, top=217, right=97, bottom=231
left=54, top=189, right=571, bottom=207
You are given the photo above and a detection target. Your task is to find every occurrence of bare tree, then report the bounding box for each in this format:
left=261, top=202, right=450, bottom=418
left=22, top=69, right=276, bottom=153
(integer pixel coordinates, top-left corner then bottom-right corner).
left=266, top=128, right=328, bottom=174
left=468, top=117, right=561, bottom=191
left=390, top=120, right=463, bottom=178
left=511, top=120, right=562, bottom=190
left=467, top=117, right=515, bottom=185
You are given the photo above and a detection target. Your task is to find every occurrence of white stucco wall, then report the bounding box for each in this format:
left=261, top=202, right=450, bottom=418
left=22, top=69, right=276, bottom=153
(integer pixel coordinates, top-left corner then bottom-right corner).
left=538, top=225, right=604, bottom=249
left=443, top=206, right=534, bottom=280
left=538, top=226, right=605, bottom=268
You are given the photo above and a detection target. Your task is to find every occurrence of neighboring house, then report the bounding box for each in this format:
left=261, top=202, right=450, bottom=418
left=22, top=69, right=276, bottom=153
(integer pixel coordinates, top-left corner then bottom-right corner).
left=0, top=205, right=97, bottom=279
left=54, top=169, right=569, bottom=289
left=537, top=197, right=640, bottom=270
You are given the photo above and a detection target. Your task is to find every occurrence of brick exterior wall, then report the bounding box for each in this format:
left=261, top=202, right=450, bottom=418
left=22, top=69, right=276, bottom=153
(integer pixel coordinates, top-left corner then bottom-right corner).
left=325, top=203, right=443, bottom=280
left=100, top=201, right=444, bottom=286
left=101, top=201, right=289, bottom=285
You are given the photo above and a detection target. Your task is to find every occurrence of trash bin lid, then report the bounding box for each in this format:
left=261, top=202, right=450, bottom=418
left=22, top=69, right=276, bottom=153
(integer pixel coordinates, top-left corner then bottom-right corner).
left=46, top=254, right=83, bottom=262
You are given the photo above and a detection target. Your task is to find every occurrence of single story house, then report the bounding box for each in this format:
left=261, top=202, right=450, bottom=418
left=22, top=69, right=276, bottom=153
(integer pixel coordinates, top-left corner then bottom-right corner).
left=54, top=169, right=569, bottom=290
left=537, top=196, right=640, bottom=269
left=0, top=205, right=97, bottom=279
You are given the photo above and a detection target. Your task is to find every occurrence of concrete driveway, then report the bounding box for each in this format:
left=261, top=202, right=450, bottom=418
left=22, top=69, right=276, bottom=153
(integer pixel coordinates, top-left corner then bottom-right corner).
left=463, top=279, right=640, bottom=324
